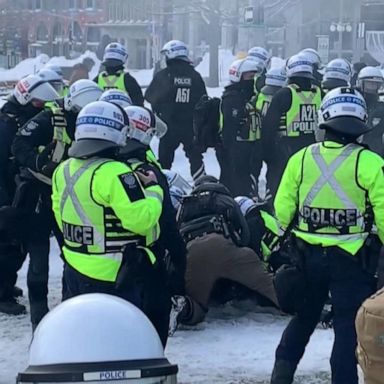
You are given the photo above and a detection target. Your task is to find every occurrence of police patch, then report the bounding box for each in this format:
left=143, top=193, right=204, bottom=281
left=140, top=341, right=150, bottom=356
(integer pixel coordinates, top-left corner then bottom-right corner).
left=118, top=172, right=145, bottom=202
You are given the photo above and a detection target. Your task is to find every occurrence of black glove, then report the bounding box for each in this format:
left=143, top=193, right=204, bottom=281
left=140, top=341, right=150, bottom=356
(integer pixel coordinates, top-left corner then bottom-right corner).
left=36, top=142, right=56, bottom=172
left=41, top=161, right=59, bottom=178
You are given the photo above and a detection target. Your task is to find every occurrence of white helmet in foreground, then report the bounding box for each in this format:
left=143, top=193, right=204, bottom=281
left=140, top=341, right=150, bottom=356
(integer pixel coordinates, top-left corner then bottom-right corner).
left=13, top=74, right=59, bottom=106
left=323, top=59, right=352, bottom=84
left=99, top=89, right=133, bottom=108
left=229, top=58, right=264, bottom=83
left=247, top=46, right=271, bottom=68
left=318, top=87, right=369, bottom=137
left=161, top=40, right=189, bottom=62
left=69, top=100, right=128, bottom=158
left=64, top=79, right=103, bottom=112
left=17, top=294, right=178, bottom=383
left=265, top=67, right=287, bottom=87
left=357, top=66, right=384, bottom=95
left=286, top=54, right=313, bottom=79
left=125, top=106, right=166, bottom=146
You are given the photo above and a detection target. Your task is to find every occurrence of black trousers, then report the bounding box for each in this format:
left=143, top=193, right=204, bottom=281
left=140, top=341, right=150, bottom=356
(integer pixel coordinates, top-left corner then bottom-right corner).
left=217, top=141, right=262, bottom=197
left=274, top=243, right=375, bottom=384
left=23, top=183, right=63, bottom=326
left=64, top=260, right=171, bottom=348
left=159, top=122, right=205, bottom=182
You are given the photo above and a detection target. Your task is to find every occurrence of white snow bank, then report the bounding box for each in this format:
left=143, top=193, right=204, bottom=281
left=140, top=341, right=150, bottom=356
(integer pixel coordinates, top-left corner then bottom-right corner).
left=0, top=51, right=101, bottom=82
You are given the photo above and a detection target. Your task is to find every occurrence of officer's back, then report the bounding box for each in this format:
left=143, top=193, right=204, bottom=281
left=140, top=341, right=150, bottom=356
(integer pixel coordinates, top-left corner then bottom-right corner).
left=145, top=40, right=206, bottom=125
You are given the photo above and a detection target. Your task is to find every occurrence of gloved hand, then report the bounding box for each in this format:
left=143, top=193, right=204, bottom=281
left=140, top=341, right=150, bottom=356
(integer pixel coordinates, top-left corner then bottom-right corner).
left=136, top=169, right=158, bottom=187
left=35, top=142, right=56, bottom=172
left=40, top=161, right=59, bottom=178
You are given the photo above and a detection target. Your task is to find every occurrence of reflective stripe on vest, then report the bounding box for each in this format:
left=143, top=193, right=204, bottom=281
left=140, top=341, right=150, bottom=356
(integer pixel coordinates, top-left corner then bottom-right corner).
left=51, top=106, right=71, bottom=163
left=279, top=85, right=321, bottom=138
left=28, top=106, right=72, bottom=185
left=98, top=71, right=126, bottom=91
left=57, top=158, right=155, bottom=281
left=256, top=92, right=273, bottom=118
left=297, top=143, right=367, bottom=236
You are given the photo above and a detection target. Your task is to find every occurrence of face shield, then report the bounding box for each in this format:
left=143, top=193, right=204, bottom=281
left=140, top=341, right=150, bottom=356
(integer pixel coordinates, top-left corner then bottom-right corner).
left=360, top=79, right=384, bottom=95
left=50, top=80, right=64, bottom=95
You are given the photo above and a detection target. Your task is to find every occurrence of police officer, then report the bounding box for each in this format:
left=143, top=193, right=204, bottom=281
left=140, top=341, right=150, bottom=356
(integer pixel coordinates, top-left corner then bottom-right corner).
left=247, top=46, right=271, bottom=94
left=300, top=48, right=323, bottom=87
left=356, top=66, right=384, bottom=156
left=253, top=67, right=287, bottom=198
left=220, top=58, right=263, bottom=196
left=145, top=40, right=207, bottom=182
left=270, top=87, right=384, bottom=384
left=322, top=58, right=352, bottom=93
left=94, top=42, right=144, bottom=106
left=52, top=101, right=164, bottom=323
left=169, top=177, right=278, bottom=334
left=12, top=79, right=103, bottom=329
left=263, top=53, right=322, bottom=198
left=0, top=75, right=59, bottom=315
left=118, top=105, right=186, bottom=346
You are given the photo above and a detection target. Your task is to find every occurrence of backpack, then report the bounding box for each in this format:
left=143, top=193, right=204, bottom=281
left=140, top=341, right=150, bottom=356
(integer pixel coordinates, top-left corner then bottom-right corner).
left=356, top=289, right=384, bottom=383
left=193, top=95, right=221, bottom=150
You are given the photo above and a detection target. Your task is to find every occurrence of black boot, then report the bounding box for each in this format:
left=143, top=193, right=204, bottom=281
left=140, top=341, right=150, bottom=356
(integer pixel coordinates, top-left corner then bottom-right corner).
left=12, top=285, right=23, bottom=298
left=270, top=360, right=296, bottom=384
left=0, top=298, right=26, bottom=315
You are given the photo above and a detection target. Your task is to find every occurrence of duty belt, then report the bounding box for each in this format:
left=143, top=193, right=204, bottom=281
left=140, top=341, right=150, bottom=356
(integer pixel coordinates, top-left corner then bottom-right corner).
left=180, top=215, right=230, bottom=243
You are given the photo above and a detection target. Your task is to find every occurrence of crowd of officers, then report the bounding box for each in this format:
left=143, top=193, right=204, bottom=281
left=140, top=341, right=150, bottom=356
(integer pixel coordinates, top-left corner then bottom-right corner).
left=0, top=39, right=384, bottom=384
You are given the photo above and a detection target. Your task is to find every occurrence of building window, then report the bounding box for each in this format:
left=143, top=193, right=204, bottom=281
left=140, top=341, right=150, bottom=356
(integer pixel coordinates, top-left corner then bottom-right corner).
left=35, top=0, right=42, bottom=9
left=69, top=0, right=78, bottom=9
left=86, top=0, right=94, bottom=9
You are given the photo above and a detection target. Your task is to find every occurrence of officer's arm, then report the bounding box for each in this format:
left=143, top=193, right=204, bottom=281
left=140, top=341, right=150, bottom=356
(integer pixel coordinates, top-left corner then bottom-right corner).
left=94, top=163, right=163, bottom=236
left=11, top=110, right=54, bottom=171
left=274, top=149, right=304, bottom=229
left=261, top=87, right=292, bottom=150
left=358, top=151, right=384, bottom=243
left=51, top=167, right=62, bottom=230
left=221, top=94, right=246, bottom=148
left=124, top=74, right=144, bottom=106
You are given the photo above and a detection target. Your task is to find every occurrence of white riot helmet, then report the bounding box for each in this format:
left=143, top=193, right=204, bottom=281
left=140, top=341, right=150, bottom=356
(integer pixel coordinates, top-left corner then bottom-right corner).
left=124, top=106, right=162, bottom=146
left=247, top=46, right=271, bottom=68
left=162, top=169, right=192, bottom=195
left=13, top=74, right=59, bottom=106
left=17, top=294, right=178, bottom=384
left=318, top=87, right=369, bottom=137
left=38, top=68, right=64, bottom=94
left=265, top=67, right=287, bottom=87
left=357, top=66, right=384, bottom=95
left=286, top=54, right=314, bottom=79
left=99, top=89, right=133, bottom=108
left=103, top=42, right=129, bottom=67
left=69, top=100, right=128, bottom=158
left=160, top=40, right=189, bottom=62
left=229, top=58, right=264, bottom=83
left=323, top=59, right=352, bottom=84
left=44, top=64, right=64, bottom=78
left=64, top=79, right=103, bottom=112
left=301, top=48, right=322, bottom=68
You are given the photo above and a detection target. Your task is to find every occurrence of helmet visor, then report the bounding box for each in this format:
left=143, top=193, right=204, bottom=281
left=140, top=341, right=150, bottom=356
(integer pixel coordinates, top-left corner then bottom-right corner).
left=361, top=79, right=383, bottom=94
